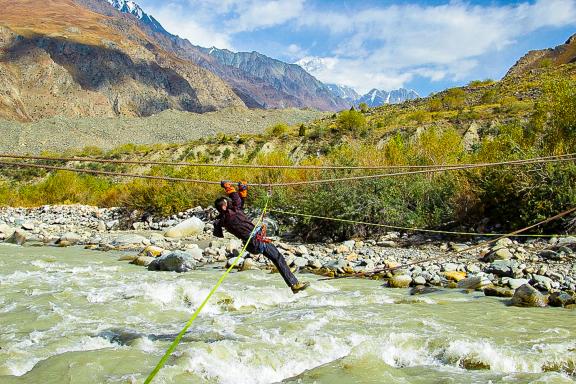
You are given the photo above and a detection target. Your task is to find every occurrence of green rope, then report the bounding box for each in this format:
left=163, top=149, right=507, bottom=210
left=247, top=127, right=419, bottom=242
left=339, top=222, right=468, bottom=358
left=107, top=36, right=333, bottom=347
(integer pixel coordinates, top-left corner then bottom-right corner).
left=143, top=195, right=270, bottom=384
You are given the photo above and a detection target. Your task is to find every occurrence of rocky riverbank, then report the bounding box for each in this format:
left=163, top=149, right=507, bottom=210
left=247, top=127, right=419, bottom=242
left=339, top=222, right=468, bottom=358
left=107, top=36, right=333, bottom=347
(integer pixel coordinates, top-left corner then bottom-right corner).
left=1, top=204, right=575, bottom=309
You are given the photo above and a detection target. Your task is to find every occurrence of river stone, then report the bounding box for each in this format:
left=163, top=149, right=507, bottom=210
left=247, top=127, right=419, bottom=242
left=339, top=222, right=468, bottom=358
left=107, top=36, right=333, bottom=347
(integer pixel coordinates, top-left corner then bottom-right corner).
left=59, top=232, right=83, bottom=245
left=187, top=247, right=204, bottom=261
left=308, top=259, right=322, bottom=269
left=511, top=284, right=548, bottom=307
left=487, top=260, right=517, bottom=277
left=343, top=240, right=355, bottom=250
left=112, top=234, right=147, bottom=247
left=442, top=271, right=467, bottom=282
left=118, top=254, right=138, bottom=262
left=106, top=220, right=119, bottom=230
left=532, top=275, right=553, bottom=291
left=6, top=229, right=28, bottom=245
left=140, top=245, right=164, bottom=258
left=240, top=257, right=259, bottom=271
left=293, top=256, right=308, bottom=268
left=548, top=292, right=575, bottom=307
left=148, top=251, right=196, bottom=272
left=484, top=286, right=515, bottom=297
left=442, top=263, right=458, bottom=272
left=413, top=276, right=427, bottom=285
left=557, top=236, right=576, bottom=248
left=484, top=248, right=513, bottom=262
left=389, top=275, right=412, bottom=288
left=495, top=238, right=513, bottom=247
left=295, top=245, right=308, bottom=256
left=0, top=223, right=15, bottom=239
left=21, top=221, right=35, bottom=230
left=539, top=250, right=561, bottom=260
left=457, top=276, right=490, bottom=289
left=449, top=243, right=469, bottom=252
left=131, top=256, right=155, bottom=267
left=57, top=240, right=73, bottom=247
left=164, top=217, right=205, bottom=238
left=410, top=285, right=440, bottom=295
left=377, top=240, right=397, bottom=247
left=508, top=278, right=529, bottom=290
left=325, top=259, right=348, bottom=273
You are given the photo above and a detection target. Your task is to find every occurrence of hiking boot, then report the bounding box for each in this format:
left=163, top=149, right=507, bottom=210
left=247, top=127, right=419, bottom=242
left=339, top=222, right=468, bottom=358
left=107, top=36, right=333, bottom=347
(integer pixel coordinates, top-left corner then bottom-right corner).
left=291, top=281, right=310, bottom=294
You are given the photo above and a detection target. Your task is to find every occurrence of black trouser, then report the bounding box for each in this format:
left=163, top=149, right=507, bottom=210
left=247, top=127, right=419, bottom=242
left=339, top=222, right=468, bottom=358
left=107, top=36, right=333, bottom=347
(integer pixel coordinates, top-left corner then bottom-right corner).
left=247, top=239, right=298, bottom=287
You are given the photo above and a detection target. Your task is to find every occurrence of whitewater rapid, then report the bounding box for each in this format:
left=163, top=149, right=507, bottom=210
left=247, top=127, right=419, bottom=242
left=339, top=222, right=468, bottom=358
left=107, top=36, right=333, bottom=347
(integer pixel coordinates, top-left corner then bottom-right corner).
left=0, top=244, right=574, bottom=383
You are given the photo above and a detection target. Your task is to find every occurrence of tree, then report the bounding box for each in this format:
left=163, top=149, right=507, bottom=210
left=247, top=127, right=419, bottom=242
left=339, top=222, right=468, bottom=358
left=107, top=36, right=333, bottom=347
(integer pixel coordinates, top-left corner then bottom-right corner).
left=358, top=102, right=369, bottom=113
left=298, top=124, right=306, bottom=137
left=337, top=110, right=367, bottom=133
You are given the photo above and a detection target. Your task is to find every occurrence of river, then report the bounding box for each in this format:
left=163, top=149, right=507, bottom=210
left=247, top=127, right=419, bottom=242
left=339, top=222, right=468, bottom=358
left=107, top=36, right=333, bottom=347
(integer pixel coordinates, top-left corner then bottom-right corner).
left=0, top=244, right=574, bottom=383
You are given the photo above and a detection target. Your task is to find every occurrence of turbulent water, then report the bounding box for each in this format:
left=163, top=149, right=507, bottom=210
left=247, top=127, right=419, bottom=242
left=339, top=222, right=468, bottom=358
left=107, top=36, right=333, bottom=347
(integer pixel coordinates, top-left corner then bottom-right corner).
left=0, top=244, right=575, bottom=384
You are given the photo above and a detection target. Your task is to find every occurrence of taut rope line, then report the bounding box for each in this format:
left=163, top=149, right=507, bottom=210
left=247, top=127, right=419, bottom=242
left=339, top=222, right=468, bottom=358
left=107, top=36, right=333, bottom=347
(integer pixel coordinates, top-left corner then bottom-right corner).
left=143, top=194, right=271, bottom=384
left=0, top=152, right=573, bottom=170
left=0, top=156, right=574, bottom=187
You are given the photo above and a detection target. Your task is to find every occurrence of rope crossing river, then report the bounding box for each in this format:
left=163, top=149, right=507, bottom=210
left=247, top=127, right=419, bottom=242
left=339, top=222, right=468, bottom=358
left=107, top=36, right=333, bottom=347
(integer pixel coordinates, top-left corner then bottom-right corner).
left=143, top=194, right=271, bottom=384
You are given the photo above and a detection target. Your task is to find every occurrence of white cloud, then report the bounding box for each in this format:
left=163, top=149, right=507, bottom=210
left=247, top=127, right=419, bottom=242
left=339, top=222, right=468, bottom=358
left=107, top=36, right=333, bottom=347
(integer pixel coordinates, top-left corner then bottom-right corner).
left=145, top=2, right=233, bottom=48
left=142, top=0, right=307, bottom=48
left=226, top=0, right=306, bottom=33
left=296, top=0, right=576, bottom=91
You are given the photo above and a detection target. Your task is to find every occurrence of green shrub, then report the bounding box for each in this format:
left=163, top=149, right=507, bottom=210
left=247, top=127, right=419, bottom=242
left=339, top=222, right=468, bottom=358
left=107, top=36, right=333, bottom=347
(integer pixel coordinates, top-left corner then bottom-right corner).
left=442, top=88, right=466, bottom=110
left=266, top=123, right=289, bottom=137
left=337, top=110, right=366, bottom=133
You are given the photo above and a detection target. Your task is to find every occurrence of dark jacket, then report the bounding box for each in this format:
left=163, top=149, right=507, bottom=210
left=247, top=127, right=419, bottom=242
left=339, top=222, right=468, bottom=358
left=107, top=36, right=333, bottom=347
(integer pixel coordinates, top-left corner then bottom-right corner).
left=213, top=192, right=254, bottom=241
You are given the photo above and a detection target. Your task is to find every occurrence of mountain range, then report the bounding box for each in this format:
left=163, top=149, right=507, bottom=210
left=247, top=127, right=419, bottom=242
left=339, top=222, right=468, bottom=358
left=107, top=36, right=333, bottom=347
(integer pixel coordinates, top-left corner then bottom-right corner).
left=0, top=0, right=422, bottom=122
left=295, top=58, right=419, bottom=107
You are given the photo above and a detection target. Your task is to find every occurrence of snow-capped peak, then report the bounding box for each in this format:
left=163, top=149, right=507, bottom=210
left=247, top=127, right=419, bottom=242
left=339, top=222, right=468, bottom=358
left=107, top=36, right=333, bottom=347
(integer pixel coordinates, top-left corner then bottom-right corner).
left=107, top=0, right=144, bottom=20
left=106, top=0, right=166, bottom=33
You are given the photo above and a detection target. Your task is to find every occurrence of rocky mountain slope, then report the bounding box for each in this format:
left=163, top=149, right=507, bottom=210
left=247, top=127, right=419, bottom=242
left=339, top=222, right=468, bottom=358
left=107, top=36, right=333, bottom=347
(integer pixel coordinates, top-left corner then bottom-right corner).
left=84, top=0, right=349, bottom=111
left=506, top=33, right=576, bottom=78
left=0, top=0, right=245, bottom=122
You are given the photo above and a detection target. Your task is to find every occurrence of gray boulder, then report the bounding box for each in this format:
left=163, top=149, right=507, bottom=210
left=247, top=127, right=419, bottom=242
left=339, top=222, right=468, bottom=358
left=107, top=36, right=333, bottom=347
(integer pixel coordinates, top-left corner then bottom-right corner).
left=539, top=250, right=562, bottom=260
left=58, top=232, right=83, bottom=245
left=484, top=248, right=513, bottom=262
left=388, top=275, right=412, bottom=288
left=0, top=223, right=15, bottom=240
left=6, top=229, right=28, bottom=245
left=508, top=278, right=529, bottom=290
left=148, top=251, right=196, bottom=272
left=486, top=260, right=518, bottom=277
left=112, top=234, right=148, bottom=247
left=511, top=284, right=548, bottom=307
left=457, top=276, right=491, bottom=290
left=548, top=292, right=575, bottom=307
left=484, top=286, right=514, bottom=297
left=164, top=217, right=205, bottom=238
left=532, top=275, right=554, bottom=291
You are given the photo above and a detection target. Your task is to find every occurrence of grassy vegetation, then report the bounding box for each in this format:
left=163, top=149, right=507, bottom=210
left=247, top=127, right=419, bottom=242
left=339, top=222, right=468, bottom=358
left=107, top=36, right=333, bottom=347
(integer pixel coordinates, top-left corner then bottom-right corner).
left=1, top=70, right=575, bottom=239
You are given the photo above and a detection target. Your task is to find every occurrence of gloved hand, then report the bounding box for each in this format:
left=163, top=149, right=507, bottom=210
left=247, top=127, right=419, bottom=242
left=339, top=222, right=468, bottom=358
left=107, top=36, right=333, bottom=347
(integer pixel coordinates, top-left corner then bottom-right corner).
left=237, top=180, right=248, bottom=198
left=220, top=180, right=236, bottom=194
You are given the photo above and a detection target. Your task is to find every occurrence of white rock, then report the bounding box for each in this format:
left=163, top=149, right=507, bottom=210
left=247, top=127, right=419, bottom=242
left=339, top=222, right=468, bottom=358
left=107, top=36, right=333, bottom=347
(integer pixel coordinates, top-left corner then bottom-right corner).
left=164, top=217, right=205, bottom=238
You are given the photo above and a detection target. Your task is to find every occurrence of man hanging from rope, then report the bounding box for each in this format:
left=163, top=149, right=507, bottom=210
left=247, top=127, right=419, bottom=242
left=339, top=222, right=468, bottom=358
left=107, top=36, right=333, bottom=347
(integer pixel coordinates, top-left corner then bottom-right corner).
left=213, top=181, right=310, bottom=294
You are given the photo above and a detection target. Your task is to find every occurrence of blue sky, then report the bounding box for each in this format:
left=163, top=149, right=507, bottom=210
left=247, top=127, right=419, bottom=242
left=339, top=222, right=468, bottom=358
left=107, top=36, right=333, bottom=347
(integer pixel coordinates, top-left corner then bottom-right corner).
left=136, top=0, right=576, bottom=96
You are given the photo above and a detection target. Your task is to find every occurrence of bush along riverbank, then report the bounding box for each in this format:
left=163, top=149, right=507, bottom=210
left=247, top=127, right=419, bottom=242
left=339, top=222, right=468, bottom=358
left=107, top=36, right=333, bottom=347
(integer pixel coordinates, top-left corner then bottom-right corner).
left=1, top=204, right=575, bottom=309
